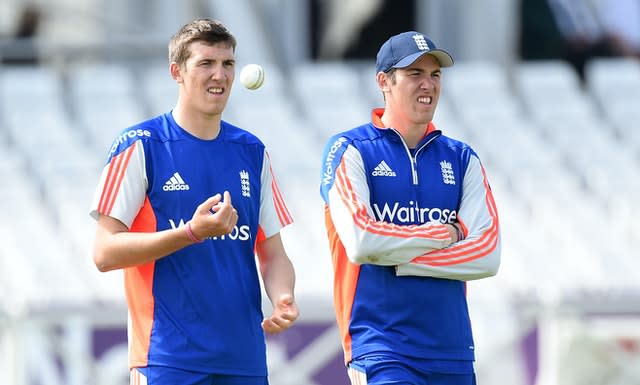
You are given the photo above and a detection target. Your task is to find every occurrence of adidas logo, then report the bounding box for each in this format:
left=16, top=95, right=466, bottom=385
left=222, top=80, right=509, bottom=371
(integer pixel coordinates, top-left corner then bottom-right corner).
left=163, top=172, right=190, bottom=191
left=372, top=160, right=396, bottom=177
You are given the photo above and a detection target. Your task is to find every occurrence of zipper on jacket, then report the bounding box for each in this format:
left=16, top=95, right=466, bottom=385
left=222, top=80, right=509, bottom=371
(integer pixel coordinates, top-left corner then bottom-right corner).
left=391, top=129, right=439, bottom=185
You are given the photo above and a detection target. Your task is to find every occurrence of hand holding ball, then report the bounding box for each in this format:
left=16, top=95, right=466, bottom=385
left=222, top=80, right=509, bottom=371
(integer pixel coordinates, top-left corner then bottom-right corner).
left=240, top=64, right=265, bottom=90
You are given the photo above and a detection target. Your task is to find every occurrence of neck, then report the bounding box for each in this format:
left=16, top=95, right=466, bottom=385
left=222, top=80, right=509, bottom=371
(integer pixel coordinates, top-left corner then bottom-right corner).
left=172, top=104, right=222, bottom=140
left=380, top=112, right=430, bottom=149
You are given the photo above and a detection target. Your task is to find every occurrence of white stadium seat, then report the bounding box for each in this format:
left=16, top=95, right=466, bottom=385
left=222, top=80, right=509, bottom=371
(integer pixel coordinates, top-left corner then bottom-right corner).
left=67, top=63, right=146, bottom=152
left=0, top=57, right=638, bottom=315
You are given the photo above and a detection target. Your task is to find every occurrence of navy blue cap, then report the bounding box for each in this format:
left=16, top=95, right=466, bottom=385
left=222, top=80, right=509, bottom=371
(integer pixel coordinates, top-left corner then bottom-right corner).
left=376, top=31, right=454, bottom=73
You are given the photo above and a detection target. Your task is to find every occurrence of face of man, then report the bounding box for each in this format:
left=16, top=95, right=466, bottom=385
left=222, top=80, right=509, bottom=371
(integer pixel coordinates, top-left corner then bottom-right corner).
left=382, top=54, right=442, bottom=128
left=173, top=41, right=236, bottom=118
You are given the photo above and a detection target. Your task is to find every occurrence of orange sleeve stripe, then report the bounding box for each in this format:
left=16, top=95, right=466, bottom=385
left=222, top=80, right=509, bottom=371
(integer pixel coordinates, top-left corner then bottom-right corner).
left=414, top=199, right=498, bottom=261
left=335, top=161, right=450, bottom=239
left=98, top=145, right=130, bottom=214
left=413, top=220, right=498, bottom=263
left=336, top=161, right=448, bottom=238
left=254, top=226, right=267, bottom=250
left=98, top=144, right=136, bottom=215
left=412, top=167, right=500, bottom=266
left=413, top=225, right=499, bottom=264
left=97, top=151, right=122, bottom=214
left=338, top=177, right=450, bottom=240
left=266, top=153, right=292, bottom=226
left=271, top=178, right=292, bottom=225
left=419, top=237, right=499, bottom=266
left=351, top=201, right=450, bottom=238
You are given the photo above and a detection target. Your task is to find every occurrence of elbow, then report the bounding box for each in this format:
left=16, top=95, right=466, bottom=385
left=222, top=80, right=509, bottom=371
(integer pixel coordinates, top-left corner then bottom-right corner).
left=93, top=257, right=110, bottom=272
left=346, top=246, right=389, bottom=265
left=93, top=250, right=115, bottom=272
left=465, top=251, right=500, bottom=281
left=95, top=264, right=111, bottom=273
left=346, top=251, right=368, bottom=265
left=489, top=254, right=501, bottom=277
left=345, top=245, right=370, bottom=265
left=484, top=264, right=500, bottom=278
left=480, top=251, right=501, bottom=278
left=488, top=241, right=502, bottom=276
left=474, top=232, right=501, bottom=278
left=465, top=265, right=499, bottom=281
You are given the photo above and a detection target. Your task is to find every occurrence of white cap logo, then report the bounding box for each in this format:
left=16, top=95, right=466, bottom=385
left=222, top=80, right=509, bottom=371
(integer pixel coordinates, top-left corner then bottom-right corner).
left=412, top=34, right=429, bottom=50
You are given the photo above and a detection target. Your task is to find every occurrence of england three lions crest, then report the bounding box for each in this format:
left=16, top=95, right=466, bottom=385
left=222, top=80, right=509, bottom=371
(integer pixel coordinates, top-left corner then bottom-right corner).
left=440, top=161, right=455, bottom=185
left=240, top=170, right=250, bottom=197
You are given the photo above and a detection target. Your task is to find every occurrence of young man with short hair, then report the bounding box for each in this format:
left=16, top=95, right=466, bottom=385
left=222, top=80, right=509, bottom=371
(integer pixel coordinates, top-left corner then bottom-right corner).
left=320, top=31, right=501, bottom=385
left=90, top=18, right=298, bottom=385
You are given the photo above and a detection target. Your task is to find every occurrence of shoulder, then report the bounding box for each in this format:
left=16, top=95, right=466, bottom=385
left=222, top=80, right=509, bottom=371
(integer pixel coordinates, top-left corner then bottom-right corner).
left=221, top=120, right=265, bottom=148
left=436, top=133, right=478, bottom=158
left=323, top=123, right=380, bottom=150
left=321, top=123, right=372, bottom=161
left=344, top=123, right=383, bottom=143
left=106, top=114, right=168, bottom=157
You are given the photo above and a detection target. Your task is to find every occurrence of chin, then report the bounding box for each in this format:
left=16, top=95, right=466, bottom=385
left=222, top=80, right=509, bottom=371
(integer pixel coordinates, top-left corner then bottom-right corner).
left=416, top=112, right=435, bottom=123
left=204, top=102, right=227, bottom=116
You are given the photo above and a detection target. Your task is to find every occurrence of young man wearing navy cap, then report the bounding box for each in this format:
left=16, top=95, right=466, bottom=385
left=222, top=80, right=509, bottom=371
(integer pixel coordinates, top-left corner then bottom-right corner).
left=320, top=31, right=501, bottom=384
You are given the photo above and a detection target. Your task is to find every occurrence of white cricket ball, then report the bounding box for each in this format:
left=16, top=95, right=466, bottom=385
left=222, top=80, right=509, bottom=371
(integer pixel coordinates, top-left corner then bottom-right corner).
left=239, top=64, right=265, bottom=90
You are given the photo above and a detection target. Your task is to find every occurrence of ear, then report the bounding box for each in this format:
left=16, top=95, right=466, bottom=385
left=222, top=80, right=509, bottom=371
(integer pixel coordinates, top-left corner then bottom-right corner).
left=170, top=62, right=183, bottom=83
left=376, top=71, right=390, bottom=92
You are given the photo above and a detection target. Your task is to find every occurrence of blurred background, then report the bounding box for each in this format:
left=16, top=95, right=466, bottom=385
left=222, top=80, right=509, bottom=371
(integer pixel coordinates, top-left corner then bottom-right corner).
left=0, top=0, right=639, bottom=384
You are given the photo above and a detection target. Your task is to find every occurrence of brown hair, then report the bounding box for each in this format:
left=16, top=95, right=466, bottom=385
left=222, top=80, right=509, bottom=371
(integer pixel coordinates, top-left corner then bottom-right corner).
left=168, top=18, right=237, bottom=67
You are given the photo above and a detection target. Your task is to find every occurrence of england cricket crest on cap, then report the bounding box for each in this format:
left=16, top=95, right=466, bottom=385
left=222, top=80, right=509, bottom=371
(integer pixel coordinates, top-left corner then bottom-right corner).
left=412, top=34, right=430, bottom=50
left=240, top=170, right=250, bottom=197
left=440, top=160, right=455, bottom=185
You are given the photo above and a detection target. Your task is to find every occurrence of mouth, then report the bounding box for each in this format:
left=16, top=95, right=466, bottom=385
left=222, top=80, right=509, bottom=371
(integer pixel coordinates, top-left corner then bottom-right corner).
left=207, top=87, right=224, bottom=95
left=418, top=96, right=433, bottom=105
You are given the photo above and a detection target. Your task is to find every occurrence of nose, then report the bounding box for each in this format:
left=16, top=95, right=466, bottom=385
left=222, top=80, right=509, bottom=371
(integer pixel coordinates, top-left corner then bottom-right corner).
left=210, top=64, right=227, bottom=80
left=420, top=76, right=440, bottom=92
left=420, top=76, right=436, bottom=91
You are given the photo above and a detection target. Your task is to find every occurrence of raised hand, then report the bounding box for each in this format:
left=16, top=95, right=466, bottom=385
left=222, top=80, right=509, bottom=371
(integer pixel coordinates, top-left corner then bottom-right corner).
left=189, top=191, right=239, bottom=240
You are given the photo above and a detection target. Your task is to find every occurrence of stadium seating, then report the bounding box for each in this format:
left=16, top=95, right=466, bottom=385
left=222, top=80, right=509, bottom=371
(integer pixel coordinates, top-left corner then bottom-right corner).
left=0, top=56, right=639, bottom=317
left=585, top=57, right=640, bottom=154
left=1, top=1, right=638, bottom=382
left=290, top=61, right=371, bottom=139
left=68, top=62, right=146, bottom=153
left=141, top=61, right=178, bottom=117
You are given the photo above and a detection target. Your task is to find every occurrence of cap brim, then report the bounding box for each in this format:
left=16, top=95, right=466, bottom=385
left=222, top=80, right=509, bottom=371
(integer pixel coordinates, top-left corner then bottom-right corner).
left=393, top=50, right=454, bottom=69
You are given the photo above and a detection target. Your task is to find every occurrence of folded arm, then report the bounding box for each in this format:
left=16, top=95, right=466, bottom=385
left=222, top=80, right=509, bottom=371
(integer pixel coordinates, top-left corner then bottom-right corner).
left=395, top=156, right=501, bottom=281
left=323, top=144, right=456, bottom=266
